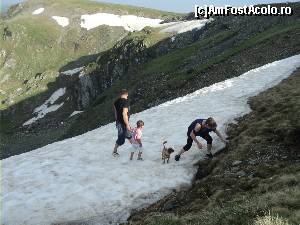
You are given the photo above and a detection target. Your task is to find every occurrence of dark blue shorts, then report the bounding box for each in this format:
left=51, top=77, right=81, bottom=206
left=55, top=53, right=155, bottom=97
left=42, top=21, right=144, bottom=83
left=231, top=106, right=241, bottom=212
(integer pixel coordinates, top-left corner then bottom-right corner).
left=183, top=131, right=213, bottom=151
left=116, top=122, right=132, bottom=146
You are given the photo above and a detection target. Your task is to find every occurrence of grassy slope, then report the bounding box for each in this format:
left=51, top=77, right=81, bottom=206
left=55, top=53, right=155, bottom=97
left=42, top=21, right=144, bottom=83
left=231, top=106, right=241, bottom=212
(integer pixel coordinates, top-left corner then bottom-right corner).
left=127, top=68, right=300, bottom=225
left=22, top=0, right=182, bottom=18
left=0, top=0, right=181, bottom=109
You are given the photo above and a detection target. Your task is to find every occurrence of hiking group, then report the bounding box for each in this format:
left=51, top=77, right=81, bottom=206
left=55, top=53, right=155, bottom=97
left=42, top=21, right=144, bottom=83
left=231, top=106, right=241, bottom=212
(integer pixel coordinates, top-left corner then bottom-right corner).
left=112, top=89, right=227, bottom=161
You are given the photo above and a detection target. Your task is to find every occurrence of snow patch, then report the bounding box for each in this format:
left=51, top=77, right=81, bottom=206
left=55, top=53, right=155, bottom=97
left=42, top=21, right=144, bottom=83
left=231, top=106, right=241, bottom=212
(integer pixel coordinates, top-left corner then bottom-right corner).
left=160, top=19, right=212, bottom=34
left=80, top=13, right=211, bottom=34
left=61, top=67, right=84, bottom=76
left=32, top=8, right=44, bottom=15
left=3, top=55, right=300, bottom=225
left=52, top=16, right=69, bottom=27
left=23, top=88, right=66, bottom=126
left=81, top=13, right=163, bottom=31
left=69, top=111, right=83, bottom=117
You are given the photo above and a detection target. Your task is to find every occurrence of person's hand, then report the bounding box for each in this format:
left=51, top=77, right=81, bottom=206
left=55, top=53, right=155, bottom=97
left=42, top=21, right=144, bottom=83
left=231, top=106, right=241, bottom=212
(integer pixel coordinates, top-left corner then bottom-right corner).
left=197, top=142, right=203, bottom=149
left=126, top=125, right=131, bottom=131
left=139, top=143, right=143, bottom=148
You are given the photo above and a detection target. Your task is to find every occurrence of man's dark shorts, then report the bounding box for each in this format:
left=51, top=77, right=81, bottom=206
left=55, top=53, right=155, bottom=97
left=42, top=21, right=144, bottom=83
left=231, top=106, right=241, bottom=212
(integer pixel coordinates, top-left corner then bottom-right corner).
left=183, top=131, right=213, bottom=151
left=116, top=122, right=132, bottom=146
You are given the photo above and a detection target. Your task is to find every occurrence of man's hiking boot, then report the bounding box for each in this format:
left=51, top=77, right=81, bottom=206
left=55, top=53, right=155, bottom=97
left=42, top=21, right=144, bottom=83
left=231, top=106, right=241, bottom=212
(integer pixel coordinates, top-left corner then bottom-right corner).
left=205, top=153, right=213, bottom=159
left=175, top=155, right=180, bottom=161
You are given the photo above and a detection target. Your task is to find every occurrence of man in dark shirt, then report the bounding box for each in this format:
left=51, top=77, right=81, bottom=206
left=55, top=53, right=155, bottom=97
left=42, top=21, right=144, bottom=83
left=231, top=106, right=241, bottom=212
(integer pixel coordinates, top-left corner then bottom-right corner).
left=175, top=117, right=227, bottom=161
left=113, top=89, right=132, bottom=156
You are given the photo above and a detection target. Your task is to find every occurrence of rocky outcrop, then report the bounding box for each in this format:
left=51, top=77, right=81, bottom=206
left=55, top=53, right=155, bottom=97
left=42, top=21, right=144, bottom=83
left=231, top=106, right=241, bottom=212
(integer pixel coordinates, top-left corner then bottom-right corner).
left=70, top=35, right=151, bottom=109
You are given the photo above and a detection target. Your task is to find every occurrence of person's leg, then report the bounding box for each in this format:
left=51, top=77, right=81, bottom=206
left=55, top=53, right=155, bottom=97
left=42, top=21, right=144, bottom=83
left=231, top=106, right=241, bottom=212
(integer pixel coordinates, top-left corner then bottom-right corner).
left=113, top=122, right=126, bottom=155
left=179, top=137, right=193, bottom=155
left=130, top=152, right=134, bottom=160
left=207, top=144, right=212, bottom=154
left=137, top=150, right=143, bottom=160
left=113, top=143, right=119, bottom=155
left=175, top=136, right=193, bottom=161
left=200, top=132, right=213, bottom=157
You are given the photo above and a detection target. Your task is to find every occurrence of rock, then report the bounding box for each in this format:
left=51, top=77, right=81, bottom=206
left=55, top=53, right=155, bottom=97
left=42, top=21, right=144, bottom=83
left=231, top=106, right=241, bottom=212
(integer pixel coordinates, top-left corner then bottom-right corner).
left=3, top=27, right=12, bottom=40
left=236, top=170, right=246, bottom=177
left=163, top=200, right=178, bottom=211
left=231, top=167, right=239, bottom=172
left=4, top=57, right=16, bottom=69
left=232, top=160, right=242, bottom=166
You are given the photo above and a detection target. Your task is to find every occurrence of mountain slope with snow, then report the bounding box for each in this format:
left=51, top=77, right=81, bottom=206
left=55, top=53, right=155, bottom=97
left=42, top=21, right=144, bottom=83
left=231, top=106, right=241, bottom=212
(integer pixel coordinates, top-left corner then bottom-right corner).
left=2, top=55, right=300, bottom=225
left=0, top=0, right=181, bottom=110
left=1, top=2, right=299, bottom=161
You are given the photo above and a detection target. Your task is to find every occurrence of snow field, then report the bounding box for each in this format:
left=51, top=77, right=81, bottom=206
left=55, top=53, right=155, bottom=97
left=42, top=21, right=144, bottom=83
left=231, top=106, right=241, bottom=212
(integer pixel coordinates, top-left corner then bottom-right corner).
left=2, top=55, right=300, bottom=225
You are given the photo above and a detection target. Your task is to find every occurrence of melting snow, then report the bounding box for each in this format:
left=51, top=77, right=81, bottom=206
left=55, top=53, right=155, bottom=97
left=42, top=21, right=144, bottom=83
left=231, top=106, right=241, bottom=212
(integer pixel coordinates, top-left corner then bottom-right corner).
left=3, top=55, right=300, bottom=225
left=52, top=16, right=70, bottom=27
left=69, top=111, right=84, bottom=117
left=32, top=8, right=44, bottom=15
left=81, top=13, right=163, bottom=31
left=80, top=12, right=211, bottom=34
left=160, top=19, right=213, bottom=34
left=61, top=67, right=84, bottom=76
left=23, top=88, right=66, bottom=126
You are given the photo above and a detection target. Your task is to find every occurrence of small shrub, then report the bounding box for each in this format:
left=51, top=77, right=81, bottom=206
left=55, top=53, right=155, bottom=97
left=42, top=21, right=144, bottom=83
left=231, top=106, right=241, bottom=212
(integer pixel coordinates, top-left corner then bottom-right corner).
left=252, top=212, right=291, bottom=225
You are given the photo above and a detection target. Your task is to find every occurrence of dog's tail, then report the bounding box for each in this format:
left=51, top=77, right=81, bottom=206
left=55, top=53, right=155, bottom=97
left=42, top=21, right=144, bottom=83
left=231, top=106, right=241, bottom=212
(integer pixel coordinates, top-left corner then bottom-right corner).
left=163, top=140, right=167, bottom=148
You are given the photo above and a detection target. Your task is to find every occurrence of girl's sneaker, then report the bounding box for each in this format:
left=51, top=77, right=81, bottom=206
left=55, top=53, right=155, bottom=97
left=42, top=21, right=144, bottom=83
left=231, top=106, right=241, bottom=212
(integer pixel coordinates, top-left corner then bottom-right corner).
left=137, top=157, right=143, bottom=161
left=113, top=152, right=120, bottom=157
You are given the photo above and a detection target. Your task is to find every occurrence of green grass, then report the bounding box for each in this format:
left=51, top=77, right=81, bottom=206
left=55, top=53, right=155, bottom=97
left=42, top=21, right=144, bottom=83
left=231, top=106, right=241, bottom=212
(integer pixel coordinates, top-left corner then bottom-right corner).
left=194, top=21, right=300, bottom=72
left=141, top=30, right=237, bottom=74
left=22, top=0, right=183, bottom=19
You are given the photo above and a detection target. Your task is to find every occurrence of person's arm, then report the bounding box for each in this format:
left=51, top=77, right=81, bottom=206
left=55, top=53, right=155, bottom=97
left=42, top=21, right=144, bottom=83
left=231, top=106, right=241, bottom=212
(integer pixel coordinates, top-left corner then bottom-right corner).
left=136, top=138, right=142, bottom=147
left=190, top=123, right=203, bottom=149
left=213, top=129, right=227, bottom=143
left=122, top=107, right=130, bottom=130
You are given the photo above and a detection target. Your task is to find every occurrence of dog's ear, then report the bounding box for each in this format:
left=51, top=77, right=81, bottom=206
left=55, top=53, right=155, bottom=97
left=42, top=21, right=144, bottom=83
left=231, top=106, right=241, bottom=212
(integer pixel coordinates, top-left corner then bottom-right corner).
left=168, top=148, right=175, bottom=153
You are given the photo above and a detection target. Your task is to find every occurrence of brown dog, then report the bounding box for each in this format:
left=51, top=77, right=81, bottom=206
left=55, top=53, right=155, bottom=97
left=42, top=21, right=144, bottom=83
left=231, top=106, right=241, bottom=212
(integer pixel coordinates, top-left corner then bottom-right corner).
left=162, top=141, right=175, bottom=164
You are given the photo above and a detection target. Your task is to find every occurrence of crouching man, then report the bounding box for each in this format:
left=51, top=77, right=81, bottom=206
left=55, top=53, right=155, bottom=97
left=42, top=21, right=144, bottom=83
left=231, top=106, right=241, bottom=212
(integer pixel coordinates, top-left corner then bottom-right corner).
left=175, top=117, right=227, bottom=161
